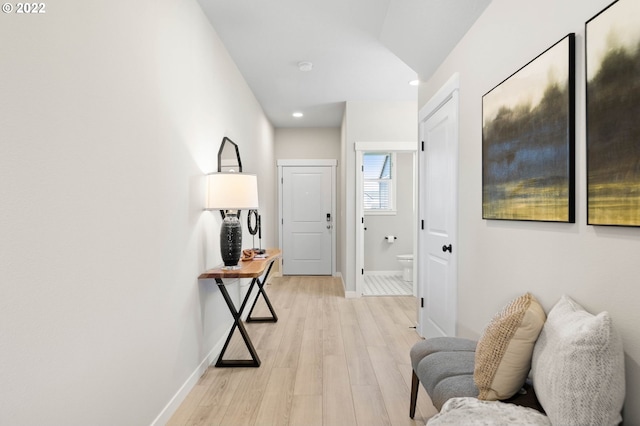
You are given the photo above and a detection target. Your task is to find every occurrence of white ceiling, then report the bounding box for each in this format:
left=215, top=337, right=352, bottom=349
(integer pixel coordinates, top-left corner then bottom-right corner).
left=197, top=0, right=492, bottom=128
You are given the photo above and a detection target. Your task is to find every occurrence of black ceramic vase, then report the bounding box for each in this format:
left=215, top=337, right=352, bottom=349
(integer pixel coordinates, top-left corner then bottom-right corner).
left=220, top=214, right=242, bottom=267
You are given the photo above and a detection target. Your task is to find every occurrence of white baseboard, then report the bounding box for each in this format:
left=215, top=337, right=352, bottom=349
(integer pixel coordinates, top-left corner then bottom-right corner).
left=344, top=290, right=360, bottom=299
left=336, top=272, right=361, bottom=298
left=151, top=327, right=230, bottom=426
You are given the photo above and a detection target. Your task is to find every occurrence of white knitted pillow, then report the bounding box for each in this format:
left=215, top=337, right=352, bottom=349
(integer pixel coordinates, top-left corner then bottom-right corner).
left=531, top=295, right=625, bottom=426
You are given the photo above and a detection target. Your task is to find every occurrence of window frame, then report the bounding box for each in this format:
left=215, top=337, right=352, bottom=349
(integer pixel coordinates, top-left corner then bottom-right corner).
left=363, top=152, right=397, bottom=215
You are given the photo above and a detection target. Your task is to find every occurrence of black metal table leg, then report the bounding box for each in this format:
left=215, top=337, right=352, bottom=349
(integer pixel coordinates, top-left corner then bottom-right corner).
left=214, top=278, right=261, bottom=367
left=246, top=260, right=278, bottom=323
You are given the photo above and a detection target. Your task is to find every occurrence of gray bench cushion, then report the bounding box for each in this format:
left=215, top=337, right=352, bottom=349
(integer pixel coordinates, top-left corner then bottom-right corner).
left=410, top=337, right=477, bottom=370
left=411, top=337, right=479, bottom=410
left=432, top=374, right=479, bottom=410
left=418, top=351, right=479, bottom=409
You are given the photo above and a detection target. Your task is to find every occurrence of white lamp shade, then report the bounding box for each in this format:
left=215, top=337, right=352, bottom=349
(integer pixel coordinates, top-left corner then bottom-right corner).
left=206, top=172, right=259, bottom=210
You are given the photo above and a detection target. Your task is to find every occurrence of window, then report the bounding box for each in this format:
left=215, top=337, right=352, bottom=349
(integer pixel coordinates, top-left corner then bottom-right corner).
left=363, top=152, right=396, bottom=214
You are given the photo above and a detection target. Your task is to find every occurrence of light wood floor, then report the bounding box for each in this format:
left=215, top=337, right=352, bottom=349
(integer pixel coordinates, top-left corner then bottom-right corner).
left=167, top=275, right=437, bottom=426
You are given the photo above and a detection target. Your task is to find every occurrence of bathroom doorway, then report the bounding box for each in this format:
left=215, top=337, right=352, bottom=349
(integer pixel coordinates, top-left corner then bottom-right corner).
left=355, top=142, right=418, bottom=297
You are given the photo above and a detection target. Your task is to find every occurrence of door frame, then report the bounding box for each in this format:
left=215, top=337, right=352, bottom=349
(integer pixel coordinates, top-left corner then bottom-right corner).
left=354, top=142, right=418, bottom=298
left=417, top=73, right=459, bottom=337
left=277, top=159, right=337, bottom=276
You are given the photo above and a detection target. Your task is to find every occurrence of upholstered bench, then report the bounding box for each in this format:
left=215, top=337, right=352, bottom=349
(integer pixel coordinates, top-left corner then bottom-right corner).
left=409, top=338, right=543, bottom=415
left=410, top=294, right=626, bottom=425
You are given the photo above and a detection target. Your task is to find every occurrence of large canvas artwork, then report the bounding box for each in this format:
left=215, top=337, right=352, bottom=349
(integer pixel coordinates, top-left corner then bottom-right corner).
left=586, top=0, right=640, bottom=226
left=482, top=34, right=575, bottom=222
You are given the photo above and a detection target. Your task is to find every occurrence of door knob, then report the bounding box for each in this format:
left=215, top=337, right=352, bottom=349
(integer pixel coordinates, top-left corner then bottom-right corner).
left=442, top=244, right=452, bottom=253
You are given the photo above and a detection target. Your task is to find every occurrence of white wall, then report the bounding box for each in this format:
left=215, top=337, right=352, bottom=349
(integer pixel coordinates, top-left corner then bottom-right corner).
left=364, top=152, right=414, bottom=271
left=419, top=0, right=640, bottom=422
left=275, top=127, right=341, bottom=160
left=341, top=101, right=418, bottom=291
left=340, top=116, right=349, bottom=281
left=0, top=1, right=275, bottom=424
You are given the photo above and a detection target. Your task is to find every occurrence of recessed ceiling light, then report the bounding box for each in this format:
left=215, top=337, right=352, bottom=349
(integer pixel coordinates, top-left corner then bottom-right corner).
left=409, top=79, right=420, bottom=86
left=297, top=61, right=313, bottom=72
left=292, top=112, right=304, bottom=118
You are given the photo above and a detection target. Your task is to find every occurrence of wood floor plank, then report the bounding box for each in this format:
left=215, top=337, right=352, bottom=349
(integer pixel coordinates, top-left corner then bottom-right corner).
left=351, top=384, right=392, bottom=426
left=304, top=296, right=323, bottom=331
left=294, top=328, right=323, bottom=396
left=399, top=296, right=419, bottom=323
left=271, top=276, right=297, bottom=310
left=290, top=395, right=322, bottom=426
left=218, top=349, right=276, bottom=426
left=383, top=297, right=416, bottom=328
left=183, top=402, right=227, bottom=426
left=323, top=354, right=357, bottom=426
left=254, top=367, right=295, bottom=426
left=367, top=344, right=418, bottom=426
left=197, top=368, right=242, bottom=408
left=352, top=297, right=387, bottom=347
left=367, top=297, right=416, bottom=365
left=273, top=318, right=304, bottom=368
left=253, top=308, right=289, bottom=351
left=166, top=384, right=209, bottom=426
left=168, top=367, right=236, bottom=425
left=322, top=286, right=345, bottom=357
left=337, top=295, right=358, bottom=326
left=342, top=323, right=378, bottom=386
left=366, top=297, right=402, bottom=338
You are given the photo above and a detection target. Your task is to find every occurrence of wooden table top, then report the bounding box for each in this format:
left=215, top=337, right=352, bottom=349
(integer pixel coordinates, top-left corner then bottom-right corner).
left=198, top=249, right=281, bottom=279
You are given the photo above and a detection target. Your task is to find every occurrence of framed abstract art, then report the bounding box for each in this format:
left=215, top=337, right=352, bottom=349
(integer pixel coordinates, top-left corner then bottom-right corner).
left=586, top=0, right=640, bottom=226
left=482, top=34, right=576, bottom=222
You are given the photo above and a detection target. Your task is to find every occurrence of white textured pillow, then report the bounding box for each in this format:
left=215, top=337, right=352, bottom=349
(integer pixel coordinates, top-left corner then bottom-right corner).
left=531, top=295, right=625, bottom=426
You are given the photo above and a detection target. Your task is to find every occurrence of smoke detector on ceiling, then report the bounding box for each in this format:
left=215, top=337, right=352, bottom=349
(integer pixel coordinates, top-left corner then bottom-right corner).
left=297, top=61, right=313, bottom=72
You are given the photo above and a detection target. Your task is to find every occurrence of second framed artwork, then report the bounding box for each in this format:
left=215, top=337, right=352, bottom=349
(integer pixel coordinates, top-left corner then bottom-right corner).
left=586, top=0, right=640, bottom=226
left=482, top=34, right=576, bottom=222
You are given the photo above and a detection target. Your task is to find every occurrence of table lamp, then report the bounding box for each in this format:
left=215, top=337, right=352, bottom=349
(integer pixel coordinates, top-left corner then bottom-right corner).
left=206, top=172, right=259, bottom=268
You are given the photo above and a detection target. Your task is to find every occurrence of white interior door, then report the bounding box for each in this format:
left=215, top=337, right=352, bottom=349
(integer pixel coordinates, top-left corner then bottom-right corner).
left=281, top=165, right=333, bottom=275
left=418, top=77, right=459, bottom=338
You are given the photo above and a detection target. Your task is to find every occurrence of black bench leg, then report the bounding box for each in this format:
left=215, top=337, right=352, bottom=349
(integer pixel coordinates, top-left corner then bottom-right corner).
left=410, top=370, right=419, bottom=418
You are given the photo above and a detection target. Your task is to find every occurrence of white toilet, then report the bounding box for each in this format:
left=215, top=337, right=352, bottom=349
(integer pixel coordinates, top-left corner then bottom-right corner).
left=396, top=254, right=413, bottom=282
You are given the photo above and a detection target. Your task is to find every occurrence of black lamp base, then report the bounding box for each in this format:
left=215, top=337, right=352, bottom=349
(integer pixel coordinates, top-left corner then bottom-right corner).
left=220, top=214, right=242, bottom=267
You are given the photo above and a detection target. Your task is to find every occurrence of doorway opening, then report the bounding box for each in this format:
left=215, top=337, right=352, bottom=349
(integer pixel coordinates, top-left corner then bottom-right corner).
left=355, top=142, right=418, bottom=297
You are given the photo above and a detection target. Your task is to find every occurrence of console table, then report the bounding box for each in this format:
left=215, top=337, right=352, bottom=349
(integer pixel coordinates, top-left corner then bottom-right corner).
left=198, top=249, right=280, bottom=367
